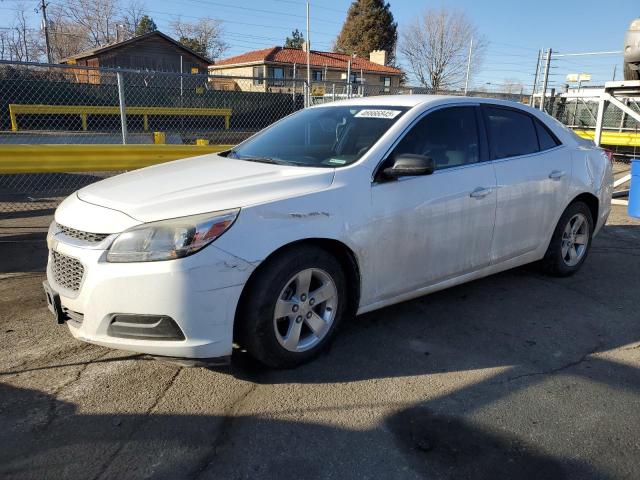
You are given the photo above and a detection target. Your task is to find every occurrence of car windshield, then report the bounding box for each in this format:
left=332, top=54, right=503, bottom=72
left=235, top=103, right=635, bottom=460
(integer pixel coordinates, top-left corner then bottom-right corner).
left=226, top=105, right=409, bottom=167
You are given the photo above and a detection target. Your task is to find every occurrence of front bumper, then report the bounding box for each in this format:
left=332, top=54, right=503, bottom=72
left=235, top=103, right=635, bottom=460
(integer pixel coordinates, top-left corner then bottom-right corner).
left=46, top=237, right=255, bottom=360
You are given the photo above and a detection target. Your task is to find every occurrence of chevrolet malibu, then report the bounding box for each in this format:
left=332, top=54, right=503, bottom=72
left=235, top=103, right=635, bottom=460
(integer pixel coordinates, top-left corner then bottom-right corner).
left=44, top=96, right=613, bottom=368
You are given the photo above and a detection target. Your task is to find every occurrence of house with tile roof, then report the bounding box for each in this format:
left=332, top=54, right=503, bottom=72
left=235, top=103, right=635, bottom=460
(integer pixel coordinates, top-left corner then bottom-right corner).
left=208, top=45, right=403, bottom=95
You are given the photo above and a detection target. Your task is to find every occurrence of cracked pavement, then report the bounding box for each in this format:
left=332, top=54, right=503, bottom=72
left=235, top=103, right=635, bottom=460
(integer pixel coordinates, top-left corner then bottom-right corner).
left=1, top=204, right=640, bottom=480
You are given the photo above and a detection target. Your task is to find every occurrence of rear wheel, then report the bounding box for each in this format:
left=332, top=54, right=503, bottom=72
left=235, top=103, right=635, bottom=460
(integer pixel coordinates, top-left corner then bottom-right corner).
left=236, top=245, right=347, bottom=368
left=541, top=201, right=593, bottom=277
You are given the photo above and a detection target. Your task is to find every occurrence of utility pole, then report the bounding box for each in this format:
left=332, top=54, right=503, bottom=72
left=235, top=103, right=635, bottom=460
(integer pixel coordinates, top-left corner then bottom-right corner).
left=530, top=49, right=541, bottom=107
left=306, top=1, right=311, bottom=107
left=539, top=47, right=552, bottom=112
left=40, top=0, right=52, bottom=63
left=464, top=37, right=473, bottom=95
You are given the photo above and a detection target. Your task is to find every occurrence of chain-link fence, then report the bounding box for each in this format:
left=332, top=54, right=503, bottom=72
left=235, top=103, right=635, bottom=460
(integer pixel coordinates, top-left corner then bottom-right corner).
left=544, top=95, right=640, bottom=163
left=0, top=59, right=609, bottom=219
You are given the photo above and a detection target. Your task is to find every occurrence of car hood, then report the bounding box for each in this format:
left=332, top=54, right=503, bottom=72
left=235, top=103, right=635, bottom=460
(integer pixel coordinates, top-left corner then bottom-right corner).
left=77, top=154, right=335, bottom=223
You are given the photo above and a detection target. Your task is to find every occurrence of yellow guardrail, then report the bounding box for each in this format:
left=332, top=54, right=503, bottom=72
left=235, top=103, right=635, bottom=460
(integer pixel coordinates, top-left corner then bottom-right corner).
left=0, top=144, right=234, bottom=173
left=9, top=104, right=232, bottom=131
left=573, top=129, right=640, bottom=147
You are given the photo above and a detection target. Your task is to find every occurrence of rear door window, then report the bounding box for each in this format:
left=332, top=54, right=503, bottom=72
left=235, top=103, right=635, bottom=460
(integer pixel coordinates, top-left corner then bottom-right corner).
left=483, top=107, right=539, bottom=159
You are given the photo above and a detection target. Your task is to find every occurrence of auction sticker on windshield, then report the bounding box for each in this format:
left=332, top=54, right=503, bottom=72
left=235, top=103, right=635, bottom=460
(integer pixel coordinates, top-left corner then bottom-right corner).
left=354, top=109, right=402, bottom=119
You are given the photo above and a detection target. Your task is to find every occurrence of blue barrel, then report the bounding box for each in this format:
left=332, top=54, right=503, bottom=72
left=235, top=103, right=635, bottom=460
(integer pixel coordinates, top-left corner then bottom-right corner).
left=629, top=159, right=640, bottom=218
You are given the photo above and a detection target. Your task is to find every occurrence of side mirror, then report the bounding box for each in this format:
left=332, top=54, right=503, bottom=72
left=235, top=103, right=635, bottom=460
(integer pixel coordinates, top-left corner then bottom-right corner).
left=382, top=153, right=435, bottom=179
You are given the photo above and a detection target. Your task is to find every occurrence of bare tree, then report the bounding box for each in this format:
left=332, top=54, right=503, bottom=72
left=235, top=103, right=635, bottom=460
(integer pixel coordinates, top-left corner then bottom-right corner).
left=400, top=7, right=486, bottom=91
left=2, top=4, right=44, bottom=61
left=501, top=77, right=524, bottom=94
left=46, top=3, right=90, bottom=61
left=169, top=17, right=228, bottom=61
left=120, top=0, right=147, bottom=39
left=63, top=0, right=119, bottom=46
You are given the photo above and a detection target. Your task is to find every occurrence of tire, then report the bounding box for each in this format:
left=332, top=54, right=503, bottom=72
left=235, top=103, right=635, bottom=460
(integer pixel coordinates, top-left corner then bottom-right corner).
left=235, top=245, right=348, bottom=368
left=624, top=62, right=640, bottom=81
left=541, top=201, right=594, bottom=277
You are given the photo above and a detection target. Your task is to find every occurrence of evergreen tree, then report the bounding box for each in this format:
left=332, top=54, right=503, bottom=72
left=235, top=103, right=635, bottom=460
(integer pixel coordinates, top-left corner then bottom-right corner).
left=135, top=15, right=157, bottom=36
left=179, top=37, right=207, bottom=57
left=334, top=0, right=397, bottom=64
left=284, top=29, right=305, bottom=49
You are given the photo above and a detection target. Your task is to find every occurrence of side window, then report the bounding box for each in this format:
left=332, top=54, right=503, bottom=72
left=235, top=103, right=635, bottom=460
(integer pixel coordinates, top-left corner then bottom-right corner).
left=484, top=107, right=539, bottom=159
left=534, top=118, right=561, bottom=151
left=392, top=107, right=480, bottom=169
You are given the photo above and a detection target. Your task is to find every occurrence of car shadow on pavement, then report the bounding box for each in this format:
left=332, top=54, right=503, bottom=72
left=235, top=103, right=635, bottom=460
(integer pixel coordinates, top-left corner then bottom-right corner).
left=0, top=382, right=609, bottom=480
left=0, top=232, right=48, bottom=274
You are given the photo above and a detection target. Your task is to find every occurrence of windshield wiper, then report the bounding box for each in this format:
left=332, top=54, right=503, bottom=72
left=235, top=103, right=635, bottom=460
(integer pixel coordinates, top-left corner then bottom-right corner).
left=236, top=155, right=292, bottom=166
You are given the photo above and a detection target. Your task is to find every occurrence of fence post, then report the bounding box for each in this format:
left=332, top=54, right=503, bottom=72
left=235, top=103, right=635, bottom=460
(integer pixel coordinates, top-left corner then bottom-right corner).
left=116, top=72, right=128, bottom=145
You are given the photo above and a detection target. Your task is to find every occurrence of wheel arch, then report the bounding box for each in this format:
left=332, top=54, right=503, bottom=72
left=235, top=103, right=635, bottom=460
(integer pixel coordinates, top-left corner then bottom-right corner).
left=233, top=238, right=362, bottom=340
left=570, top=192, right=599, bottom=227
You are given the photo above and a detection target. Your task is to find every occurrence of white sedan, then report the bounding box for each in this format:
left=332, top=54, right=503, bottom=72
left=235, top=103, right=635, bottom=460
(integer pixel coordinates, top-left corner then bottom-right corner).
left=44, top=96, right=613, bottom=367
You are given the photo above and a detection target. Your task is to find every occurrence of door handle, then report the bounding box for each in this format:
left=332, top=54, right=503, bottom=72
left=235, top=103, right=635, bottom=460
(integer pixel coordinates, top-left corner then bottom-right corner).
left=470, top=187, right=492, bottom=199
left=549, top=170, right=566, bottom=180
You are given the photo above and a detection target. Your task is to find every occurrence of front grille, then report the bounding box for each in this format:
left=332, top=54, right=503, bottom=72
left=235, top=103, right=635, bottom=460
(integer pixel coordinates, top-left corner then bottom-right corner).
left=51, top=251, right=84, bottom=292
left=57, top=223, right=109, bottom=243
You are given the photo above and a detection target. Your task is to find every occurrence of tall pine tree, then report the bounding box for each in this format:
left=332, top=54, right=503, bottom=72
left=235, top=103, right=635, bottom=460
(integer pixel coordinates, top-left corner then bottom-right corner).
left=135, top=15, right=157, bottom=36
left=334, top=0, right=397, bottom=64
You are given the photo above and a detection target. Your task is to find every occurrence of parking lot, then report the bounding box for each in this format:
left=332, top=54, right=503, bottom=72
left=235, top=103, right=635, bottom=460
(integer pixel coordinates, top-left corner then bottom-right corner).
left=1, top=202, right=639, bottom=479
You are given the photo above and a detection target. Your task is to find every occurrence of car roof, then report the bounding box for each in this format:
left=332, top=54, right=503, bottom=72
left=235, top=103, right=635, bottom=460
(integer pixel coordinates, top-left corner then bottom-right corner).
left=312, top=94, right=582, bottom=147
left=313, top=94, right=537, bottom=111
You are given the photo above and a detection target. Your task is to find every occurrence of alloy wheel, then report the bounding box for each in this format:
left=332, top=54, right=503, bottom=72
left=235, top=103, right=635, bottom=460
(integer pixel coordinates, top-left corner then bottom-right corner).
left=561, top=213, right=589, bottom=267
left=273, top=268, right=338, bottom=352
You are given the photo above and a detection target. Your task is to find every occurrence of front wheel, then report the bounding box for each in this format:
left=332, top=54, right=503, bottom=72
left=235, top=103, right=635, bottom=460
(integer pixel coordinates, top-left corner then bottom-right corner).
left=235, top=245, right=347, bottom=368
left=541, top=201, right=593, bottom=277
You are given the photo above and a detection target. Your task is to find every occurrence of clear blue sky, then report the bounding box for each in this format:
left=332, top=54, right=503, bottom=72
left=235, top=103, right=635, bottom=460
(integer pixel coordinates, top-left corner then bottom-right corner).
left=2, top=0, right=638, bottom=91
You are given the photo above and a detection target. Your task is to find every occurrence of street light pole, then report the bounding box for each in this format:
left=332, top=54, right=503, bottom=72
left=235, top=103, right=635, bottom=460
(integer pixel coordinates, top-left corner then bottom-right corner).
left=40, top=0, right=52, bottom=63
left=539, top=48, right=552, bottom=112
left=464, top=38, right=473, bottom=95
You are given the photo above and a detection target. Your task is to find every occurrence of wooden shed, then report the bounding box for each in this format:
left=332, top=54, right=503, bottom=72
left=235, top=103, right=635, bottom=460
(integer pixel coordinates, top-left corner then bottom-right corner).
left=60, top=31, right=211, bottom=84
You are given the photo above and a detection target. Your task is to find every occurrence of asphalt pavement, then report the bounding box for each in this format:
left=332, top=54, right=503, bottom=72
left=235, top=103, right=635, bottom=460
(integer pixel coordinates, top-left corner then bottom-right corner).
left=1, top=204, right=639, bottom=480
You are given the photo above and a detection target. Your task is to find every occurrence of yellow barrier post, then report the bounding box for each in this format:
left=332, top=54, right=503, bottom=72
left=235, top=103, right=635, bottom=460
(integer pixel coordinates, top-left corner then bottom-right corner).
left=225, top=115, right=230, bottom=130
left=81, top=114, right=88, bottom=131
left=153, top=132, right=166, bottom=144
left=9, top=105, right=18, bottom=132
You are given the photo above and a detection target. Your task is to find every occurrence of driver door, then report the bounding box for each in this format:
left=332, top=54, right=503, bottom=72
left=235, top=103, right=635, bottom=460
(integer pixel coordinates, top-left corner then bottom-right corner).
left=366, top=105, right=497, bottom=303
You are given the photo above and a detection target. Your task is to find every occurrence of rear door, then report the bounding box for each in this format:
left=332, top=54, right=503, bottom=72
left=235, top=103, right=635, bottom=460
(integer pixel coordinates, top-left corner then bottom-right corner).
left=483, top=105, right=571, bottom=263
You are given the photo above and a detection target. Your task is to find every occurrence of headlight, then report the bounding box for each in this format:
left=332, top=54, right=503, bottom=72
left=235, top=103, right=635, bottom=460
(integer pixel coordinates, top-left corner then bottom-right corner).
left=106, top=209, right=239, bottom=262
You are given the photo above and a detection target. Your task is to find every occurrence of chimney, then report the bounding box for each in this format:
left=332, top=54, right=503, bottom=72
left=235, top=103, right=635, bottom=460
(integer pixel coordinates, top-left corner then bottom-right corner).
left=302, top=41, right=309, bottom=52
left=369, top=50, right=387, bottom=66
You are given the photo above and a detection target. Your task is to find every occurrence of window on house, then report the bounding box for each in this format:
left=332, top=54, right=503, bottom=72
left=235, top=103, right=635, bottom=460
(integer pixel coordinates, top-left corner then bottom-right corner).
left=312, top=70, right=323, bottom=81
left=253, top=66, right=264, bottom=85
left=380, top=76, right=391, bottom=93
left=268, top=67, right=285, bottom=86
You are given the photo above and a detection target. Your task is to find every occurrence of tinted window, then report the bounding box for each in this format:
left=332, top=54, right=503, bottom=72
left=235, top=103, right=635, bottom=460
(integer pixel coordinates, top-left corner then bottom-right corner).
left=484, top=107, right=539, bottom=159
left=534, top=118, right=560, bottom=150
left=393, top=107, right=480, bottom=169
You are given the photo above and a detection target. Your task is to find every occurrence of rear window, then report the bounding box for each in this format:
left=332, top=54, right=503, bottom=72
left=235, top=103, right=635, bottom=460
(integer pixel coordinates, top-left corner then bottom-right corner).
left=534, top=118, right=561, bottom=150
left=484, top=107, right=539, bottom=159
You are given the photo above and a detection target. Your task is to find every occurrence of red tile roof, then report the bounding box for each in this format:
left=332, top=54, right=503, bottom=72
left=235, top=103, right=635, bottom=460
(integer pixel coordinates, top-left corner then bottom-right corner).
left=211, top=47, right=402, bottom=75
